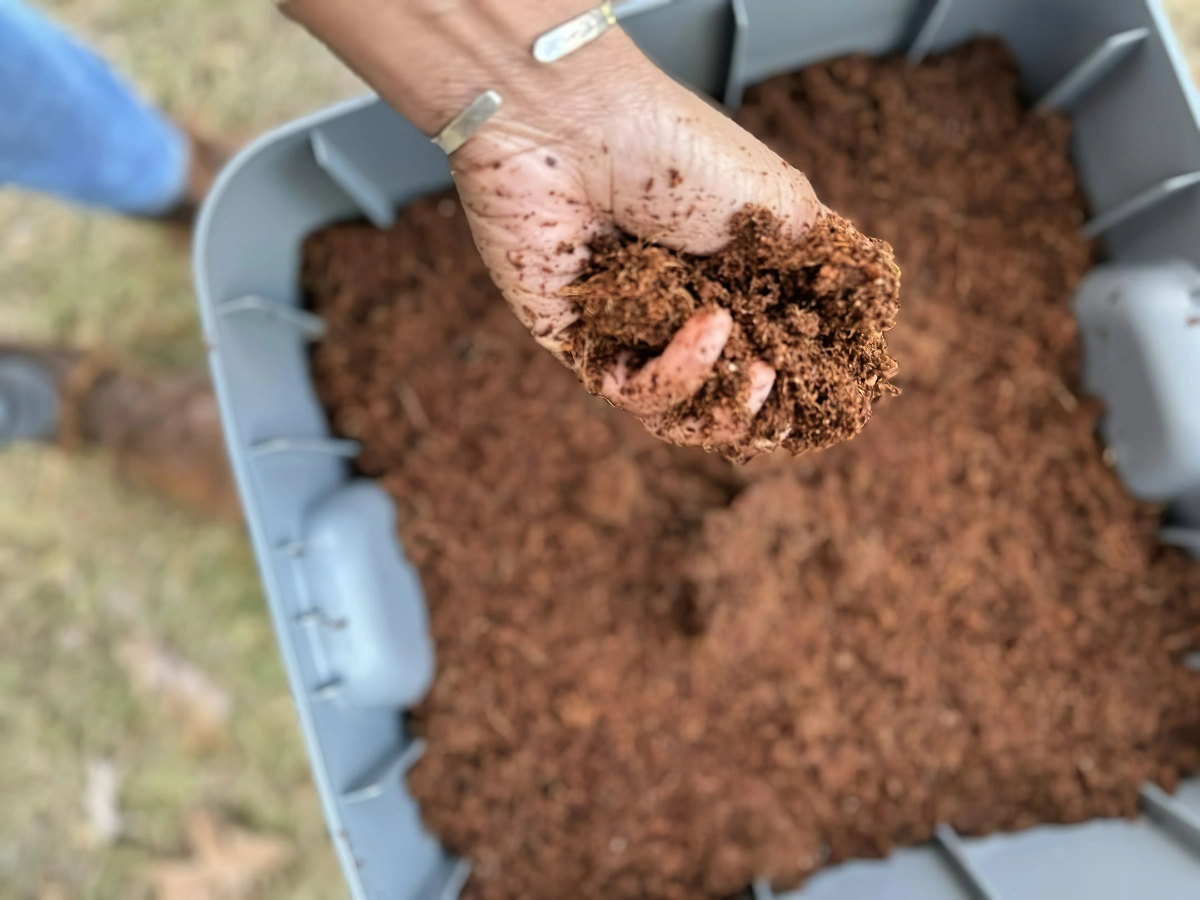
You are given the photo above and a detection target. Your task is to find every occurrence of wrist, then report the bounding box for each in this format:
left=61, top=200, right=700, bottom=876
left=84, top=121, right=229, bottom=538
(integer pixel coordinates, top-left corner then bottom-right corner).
left=283, top=0, right=655, bottom=138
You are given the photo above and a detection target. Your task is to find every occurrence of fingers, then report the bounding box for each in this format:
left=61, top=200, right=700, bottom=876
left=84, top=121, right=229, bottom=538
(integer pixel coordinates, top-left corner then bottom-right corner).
left=599, top=308, right=732, bottom=417
left=744, top=360, right=777, bottom=418
left=644, top=359, right=777, bottom=455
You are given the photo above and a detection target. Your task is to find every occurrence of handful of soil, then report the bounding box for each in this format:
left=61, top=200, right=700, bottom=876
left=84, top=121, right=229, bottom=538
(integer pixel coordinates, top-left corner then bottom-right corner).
left=565, top=208, right=901, bottom=461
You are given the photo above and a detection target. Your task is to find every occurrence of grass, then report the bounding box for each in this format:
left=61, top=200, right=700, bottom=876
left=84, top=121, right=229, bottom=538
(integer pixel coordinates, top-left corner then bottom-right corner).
left=2, top=1, right=1200, bottom=898
left=0, top=2, right=359, bottom=897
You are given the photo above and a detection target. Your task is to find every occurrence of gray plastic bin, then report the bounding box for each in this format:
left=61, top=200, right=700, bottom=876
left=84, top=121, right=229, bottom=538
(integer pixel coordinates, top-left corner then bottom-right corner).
left=193, top=1, right=1200, bottom=897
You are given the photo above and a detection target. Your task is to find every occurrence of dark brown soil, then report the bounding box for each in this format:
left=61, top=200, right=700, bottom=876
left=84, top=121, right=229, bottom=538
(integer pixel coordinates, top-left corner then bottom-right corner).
left=306, top=39, right=1200, bottom=900
left=566, top=209, right=900, bottom=461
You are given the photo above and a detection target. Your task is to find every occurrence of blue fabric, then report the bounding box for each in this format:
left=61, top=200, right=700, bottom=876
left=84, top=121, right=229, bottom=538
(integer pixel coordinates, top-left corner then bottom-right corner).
left=0, top=0, right=188, bottom=215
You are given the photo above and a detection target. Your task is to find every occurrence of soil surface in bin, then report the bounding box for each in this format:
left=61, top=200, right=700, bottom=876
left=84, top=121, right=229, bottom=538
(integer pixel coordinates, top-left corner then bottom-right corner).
left=307, top=39, right=1200, bottom=900
left=567, top=208, right=900, bottom=461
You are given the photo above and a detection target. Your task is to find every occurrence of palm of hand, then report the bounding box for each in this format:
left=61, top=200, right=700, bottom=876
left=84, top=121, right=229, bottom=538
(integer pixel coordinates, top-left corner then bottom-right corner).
left=452, top=70, right=821, bottom=446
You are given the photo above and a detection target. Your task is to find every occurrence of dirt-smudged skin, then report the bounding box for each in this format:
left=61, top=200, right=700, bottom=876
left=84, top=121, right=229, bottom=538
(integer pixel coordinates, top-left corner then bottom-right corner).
left=566, top=207, right=901, bottom=462
left=307, top=39, right=1200, bottom=900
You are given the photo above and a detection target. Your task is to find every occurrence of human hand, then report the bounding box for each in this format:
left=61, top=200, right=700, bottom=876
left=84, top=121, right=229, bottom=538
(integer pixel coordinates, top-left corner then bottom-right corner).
left=281, top=0, right=823, bottom=448
left=450, top=45, right=823, bottom=447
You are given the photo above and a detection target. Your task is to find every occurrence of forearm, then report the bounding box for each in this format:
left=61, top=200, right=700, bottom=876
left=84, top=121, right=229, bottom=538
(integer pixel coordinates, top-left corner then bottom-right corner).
left=279, top=0, right=826, bottom=455
left=280, top=0, right=654, bottom=137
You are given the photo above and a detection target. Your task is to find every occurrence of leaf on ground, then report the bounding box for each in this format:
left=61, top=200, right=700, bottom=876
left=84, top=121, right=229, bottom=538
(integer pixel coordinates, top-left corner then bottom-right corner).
left=117, top=636, right=231, bottom=746
left=145, top=811, right=294, bottom=900
left=83, top=757, right=123, bottom=845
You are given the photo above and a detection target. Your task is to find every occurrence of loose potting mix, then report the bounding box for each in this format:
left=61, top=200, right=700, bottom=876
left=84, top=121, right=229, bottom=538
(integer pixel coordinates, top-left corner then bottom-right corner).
left=306, top=40, right=1200, bottom=900
left=568, top=208, right=900, bottom=461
